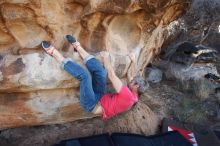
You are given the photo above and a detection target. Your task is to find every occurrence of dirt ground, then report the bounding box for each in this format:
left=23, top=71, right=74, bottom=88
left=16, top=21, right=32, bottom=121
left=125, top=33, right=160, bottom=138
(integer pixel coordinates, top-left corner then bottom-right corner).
left=0, top=80, right=219, bottom=146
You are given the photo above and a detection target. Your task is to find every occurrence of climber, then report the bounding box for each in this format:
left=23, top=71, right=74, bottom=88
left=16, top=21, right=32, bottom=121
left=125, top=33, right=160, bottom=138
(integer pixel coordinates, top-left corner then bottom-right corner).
left=41, top=35, right=148, bottom=119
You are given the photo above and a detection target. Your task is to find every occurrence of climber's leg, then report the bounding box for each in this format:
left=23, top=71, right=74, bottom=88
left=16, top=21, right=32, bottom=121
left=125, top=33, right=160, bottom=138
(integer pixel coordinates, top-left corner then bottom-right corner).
left=62, top=59, right=98, bottom=112
left=65, top=35, right=107, bottom=101
left=41, top=41, right=97, bottom=112
left=84, top=56, right=107, bottom=100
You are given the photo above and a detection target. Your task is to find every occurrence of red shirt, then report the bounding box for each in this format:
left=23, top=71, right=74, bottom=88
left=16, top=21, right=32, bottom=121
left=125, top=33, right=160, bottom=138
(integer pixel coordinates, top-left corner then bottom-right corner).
left=100, top=85, right=138, bottom=119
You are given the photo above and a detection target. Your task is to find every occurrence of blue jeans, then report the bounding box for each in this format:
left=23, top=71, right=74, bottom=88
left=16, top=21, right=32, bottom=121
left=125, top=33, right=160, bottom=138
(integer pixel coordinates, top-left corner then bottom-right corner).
left=62, top=55, right=107, bottom=112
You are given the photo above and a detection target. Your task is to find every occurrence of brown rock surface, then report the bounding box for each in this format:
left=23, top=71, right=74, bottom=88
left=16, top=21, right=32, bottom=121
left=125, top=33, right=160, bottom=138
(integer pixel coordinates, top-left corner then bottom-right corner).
left=0, top=0, right=190, bottom=129
left=0, top=101, right=158, bottom=146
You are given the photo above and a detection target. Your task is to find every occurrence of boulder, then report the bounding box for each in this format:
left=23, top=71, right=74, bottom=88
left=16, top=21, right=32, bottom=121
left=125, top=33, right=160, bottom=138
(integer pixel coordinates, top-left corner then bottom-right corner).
left=0, top=102, right=159, bottom=146
left=164, top=42, right=219, bottom=100
left=0, top=0, right=190, bottom=129
left=146, top=67, right=163, bottom=83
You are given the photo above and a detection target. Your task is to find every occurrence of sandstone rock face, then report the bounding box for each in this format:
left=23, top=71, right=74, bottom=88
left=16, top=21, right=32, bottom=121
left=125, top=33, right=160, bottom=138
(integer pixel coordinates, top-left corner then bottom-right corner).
left=0, top=102, right=159, bottom=146
left=0, top=0, right=190, bottom=129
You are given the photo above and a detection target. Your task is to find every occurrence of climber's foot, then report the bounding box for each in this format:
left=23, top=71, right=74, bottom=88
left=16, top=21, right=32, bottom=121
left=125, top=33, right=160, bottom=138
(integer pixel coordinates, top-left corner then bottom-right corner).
left=41, top=41, right=55, bottom=56
left=65, top=35, right=80, bottom=52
